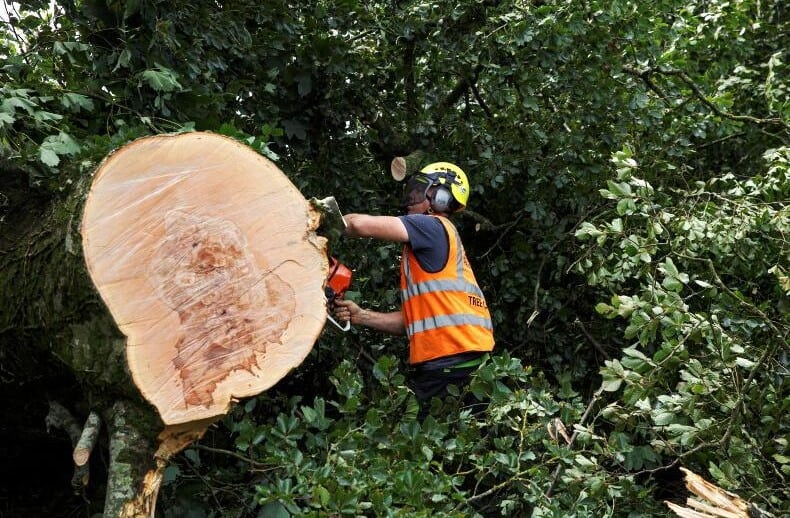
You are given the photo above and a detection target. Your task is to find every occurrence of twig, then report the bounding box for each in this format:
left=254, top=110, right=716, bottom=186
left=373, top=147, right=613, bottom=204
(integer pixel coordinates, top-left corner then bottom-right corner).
left=194, top=444, right=272, bottom=469
left=479, top=212, right=525, bottom=258
left=545, top=387, right=604, bottom=497
left=574, top=319, right=610, bottom=359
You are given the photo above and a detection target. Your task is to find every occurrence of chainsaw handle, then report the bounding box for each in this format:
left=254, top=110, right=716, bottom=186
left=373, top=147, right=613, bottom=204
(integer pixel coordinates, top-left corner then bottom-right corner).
left=327, top=313, right=351, bottom=332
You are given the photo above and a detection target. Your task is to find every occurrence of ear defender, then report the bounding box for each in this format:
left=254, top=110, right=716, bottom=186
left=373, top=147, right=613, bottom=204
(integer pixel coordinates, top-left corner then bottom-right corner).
left=431, top=186, right=453, bottom=213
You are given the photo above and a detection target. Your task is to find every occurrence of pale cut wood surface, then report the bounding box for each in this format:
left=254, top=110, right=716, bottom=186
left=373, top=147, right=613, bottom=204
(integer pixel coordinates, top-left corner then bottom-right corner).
left=666, top=468, right=754, bottom=518
left=81, top=132, right=328, bottom=425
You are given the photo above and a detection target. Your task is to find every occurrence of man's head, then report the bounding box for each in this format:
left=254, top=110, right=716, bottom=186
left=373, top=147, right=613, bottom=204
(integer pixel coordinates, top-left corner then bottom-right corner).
left=400, top=162, right=470, bottom=215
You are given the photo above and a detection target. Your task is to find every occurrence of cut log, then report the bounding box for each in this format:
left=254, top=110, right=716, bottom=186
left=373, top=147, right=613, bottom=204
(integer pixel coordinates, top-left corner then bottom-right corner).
left=390, top=150, right=427, bottom=181
left=81, top=131, right=328, bottom=425
left=45, top=401, right=92, bottom=489
left=73, top=411, right=101, bottom=467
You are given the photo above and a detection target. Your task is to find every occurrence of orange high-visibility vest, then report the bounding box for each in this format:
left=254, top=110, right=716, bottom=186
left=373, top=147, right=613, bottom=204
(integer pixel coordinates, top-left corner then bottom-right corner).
left=400, top=216, right=495, bottom=364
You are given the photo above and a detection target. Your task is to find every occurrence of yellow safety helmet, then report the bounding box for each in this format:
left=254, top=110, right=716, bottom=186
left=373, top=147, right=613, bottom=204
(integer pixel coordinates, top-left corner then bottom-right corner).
left=415, top=162, right=470, bottom=212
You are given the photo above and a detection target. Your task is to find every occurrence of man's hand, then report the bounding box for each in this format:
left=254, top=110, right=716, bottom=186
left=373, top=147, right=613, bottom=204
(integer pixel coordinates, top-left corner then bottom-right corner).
left=333, top=299, right=406, bottom=335
left=334, top=299, right=364, bottom=325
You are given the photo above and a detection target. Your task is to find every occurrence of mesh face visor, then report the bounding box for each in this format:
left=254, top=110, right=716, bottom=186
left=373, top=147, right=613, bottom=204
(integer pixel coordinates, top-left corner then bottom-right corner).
left=400, top=175, right=432, bottom=211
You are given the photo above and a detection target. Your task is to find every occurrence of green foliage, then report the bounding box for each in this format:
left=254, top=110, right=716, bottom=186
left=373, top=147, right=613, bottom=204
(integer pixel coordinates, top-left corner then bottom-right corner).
left=1, top=0, right=787, bottom=515
left=162, top=354, right=679, bottom=516
left=576, top=145, right=788, bottom=511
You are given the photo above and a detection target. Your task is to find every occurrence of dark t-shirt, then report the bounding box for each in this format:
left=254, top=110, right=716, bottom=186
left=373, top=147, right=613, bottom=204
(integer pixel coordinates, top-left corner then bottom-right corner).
left=398, top=214, right=449, bottom=273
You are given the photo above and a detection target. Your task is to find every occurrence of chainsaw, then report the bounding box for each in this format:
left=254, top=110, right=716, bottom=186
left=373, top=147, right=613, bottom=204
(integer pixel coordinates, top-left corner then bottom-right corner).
left=311, top=196, right=353, bottom=332
left=325, top=256, right=352, bottom=331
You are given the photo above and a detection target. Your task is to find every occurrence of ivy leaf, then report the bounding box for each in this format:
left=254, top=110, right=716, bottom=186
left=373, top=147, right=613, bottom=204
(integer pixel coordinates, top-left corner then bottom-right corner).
left=282, top=118, right=307, bottom=140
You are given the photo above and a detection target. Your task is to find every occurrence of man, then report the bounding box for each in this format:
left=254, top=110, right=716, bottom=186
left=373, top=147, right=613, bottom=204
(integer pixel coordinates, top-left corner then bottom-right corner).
left=334, top=162, right=495, bottom=420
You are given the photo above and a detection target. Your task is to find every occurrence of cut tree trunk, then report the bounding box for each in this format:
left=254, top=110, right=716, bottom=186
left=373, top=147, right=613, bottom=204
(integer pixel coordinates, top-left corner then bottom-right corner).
left=82, top=131, right=327, bottom=425
left=665, top=468, right=773, bottom=518
left=77, top=131, right=329, bottom=516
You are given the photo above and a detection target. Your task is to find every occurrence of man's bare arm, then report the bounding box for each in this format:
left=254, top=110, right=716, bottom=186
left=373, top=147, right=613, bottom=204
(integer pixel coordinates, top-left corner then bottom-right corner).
left=344, top=214, right=409, bottom=242
left=334, top=299, right=406, bottom=335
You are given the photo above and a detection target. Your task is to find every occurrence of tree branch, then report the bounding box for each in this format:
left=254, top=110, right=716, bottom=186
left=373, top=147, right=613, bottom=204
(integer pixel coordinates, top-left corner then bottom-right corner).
left=622, top=64, right=670, bottom=103
left=45, top=401, right=93, bottom=490
left=624, top=65, right=787, bottom=127
left=470, top=77, right=496, bottom=121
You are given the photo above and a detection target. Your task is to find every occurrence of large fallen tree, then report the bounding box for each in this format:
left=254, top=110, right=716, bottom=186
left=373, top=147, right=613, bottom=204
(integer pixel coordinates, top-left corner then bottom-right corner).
left=4, top=132, right=330, bottom=516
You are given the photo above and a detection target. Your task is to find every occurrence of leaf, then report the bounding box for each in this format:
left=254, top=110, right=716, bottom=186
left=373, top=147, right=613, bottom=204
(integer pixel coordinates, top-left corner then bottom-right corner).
left=653, top=411, right=676, bottom=426
left=140, top=65, right=183, bottom=92
left=282, top=119, right=307, bottom=139
left=33, top=110, right=63, bottom=123
left=661, top=258, right=679, bottom=277
left=734, top=357, right=755, bottom=369
left=666, top=423, right=696, bottom=435
left=421, top=445, right=433, bottom=461
left=0, top=112, right=14, bottom=127
left=38, top=132, right=81, bottom=167
left=258, top=501, right=290, bottom=518
left=2, top=94, right=36, bottom=114
left=574, top=454, right=596, bottom=467
left=39, top=148, right=60, bottom=167
left=297, top=74, right=312, bottom=96
left=575, top=222, right=603, bottom=239
left=595, top=302, right=613, bottom=315
left=183, top=448, right=201, bottom=467
left=60, top=93, right=94, bottom=112
left=662, top=277, right=683, bottom=292
left=313, top=485, right=330, bottom=507
left=162, top=465, right=180, bottom=484
left=302, top=406, right=317, bottom=423
left=601, top=378, right=622, bottom=392
left=606, top=180, right=632, bottom=198
left=113, top=49, right=132, bottom=72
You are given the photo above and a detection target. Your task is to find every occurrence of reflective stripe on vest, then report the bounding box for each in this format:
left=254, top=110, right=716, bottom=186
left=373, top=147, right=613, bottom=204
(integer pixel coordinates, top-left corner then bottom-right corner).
left=407, top=313, right=494, bottom=336
left=400, top=216, right=495, bottom=364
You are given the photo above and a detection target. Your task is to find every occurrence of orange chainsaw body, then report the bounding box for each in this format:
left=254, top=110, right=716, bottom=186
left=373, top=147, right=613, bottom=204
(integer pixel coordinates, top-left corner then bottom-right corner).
left=325, top=257, right=353, bottom=331
left=326, top=257, right=352, bottom=300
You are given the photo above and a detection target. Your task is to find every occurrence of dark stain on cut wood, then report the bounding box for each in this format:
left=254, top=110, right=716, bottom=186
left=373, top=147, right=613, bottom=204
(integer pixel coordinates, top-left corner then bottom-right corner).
left=151, top=210, right=294, bottom=407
